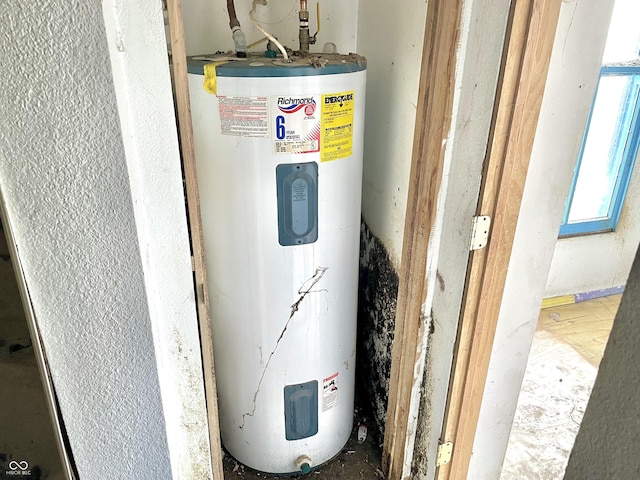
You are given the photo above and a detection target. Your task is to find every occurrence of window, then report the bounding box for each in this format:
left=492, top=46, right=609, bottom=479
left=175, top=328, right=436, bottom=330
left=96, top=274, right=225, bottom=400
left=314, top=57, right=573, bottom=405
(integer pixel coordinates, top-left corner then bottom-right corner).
left=560, top=0, right=640, bottom=237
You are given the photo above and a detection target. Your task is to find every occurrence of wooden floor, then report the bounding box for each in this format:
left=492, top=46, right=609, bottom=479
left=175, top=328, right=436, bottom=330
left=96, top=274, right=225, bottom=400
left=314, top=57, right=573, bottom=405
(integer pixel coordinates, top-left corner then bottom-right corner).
left=538, top=294, right=621, bottom=367
left=500, top=294, right=621, bottom=480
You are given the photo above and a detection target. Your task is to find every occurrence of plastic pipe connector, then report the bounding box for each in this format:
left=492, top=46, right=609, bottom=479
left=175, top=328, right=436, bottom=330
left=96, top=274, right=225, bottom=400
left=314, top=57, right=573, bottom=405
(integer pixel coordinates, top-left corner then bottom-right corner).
left=232, top=26, right=247, bottom=57
left=296, top=455, right=313, bottom=474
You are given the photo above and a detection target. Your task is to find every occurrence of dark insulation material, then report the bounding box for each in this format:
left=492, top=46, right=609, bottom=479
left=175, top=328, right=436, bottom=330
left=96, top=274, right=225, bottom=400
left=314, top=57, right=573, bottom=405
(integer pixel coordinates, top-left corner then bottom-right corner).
left=356, top=220, right=399, bottom=444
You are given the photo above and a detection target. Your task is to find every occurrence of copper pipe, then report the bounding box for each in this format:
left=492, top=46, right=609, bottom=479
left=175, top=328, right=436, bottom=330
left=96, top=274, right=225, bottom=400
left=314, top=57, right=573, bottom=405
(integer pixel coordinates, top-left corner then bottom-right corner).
left=299, top=0, right=310, bottom=51
left=227, top=0, right=240, bottom=29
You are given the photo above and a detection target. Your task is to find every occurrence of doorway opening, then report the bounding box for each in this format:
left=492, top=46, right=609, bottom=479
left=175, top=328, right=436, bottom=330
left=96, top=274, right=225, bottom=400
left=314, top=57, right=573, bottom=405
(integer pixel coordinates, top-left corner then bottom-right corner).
left=500, top=1, right=640, bottom=476
left=0, top=220, right=66, bottom=479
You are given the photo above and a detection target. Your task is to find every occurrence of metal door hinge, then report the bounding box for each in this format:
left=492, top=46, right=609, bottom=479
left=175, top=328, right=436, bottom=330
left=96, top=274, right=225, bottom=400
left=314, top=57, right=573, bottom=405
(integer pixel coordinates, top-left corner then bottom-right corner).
left=470, top=215, right=491, bottom=251
left=436, top=441, right=454, bottom=467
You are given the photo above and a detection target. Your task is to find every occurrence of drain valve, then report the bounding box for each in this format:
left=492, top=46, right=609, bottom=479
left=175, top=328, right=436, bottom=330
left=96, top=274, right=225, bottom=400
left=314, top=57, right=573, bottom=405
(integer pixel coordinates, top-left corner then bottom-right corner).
left=296, top=455, right=313, bottom=474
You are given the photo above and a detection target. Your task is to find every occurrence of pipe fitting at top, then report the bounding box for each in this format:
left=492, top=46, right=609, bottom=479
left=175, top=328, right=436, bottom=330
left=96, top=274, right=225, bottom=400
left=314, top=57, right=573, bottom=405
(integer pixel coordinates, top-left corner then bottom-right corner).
left=299, top=0, right=310, bottom=52
left=227, top=0, right=240, bottom=29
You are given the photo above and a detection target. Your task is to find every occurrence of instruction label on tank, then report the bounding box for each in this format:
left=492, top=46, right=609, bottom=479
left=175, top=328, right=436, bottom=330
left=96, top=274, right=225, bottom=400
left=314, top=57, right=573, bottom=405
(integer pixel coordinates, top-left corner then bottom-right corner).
left=322, top=372, right=339, bottom=411
left=271, top=95, right=321, bottom=154
left=321, top=91, right=354, bottom=162
left=218, top=96, right=268, bottom=137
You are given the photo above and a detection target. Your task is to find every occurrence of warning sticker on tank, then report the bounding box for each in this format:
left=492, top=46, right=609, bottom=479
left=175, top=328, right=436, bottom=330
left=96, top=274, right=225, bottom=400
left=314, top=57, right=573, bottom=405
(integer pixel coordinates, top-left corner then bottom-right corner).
left=321, top=91, right=354, bottom=162
left=271, top=95, right=321, bottom=154
left=218, top=96, right=268, bottom=137
left=322, top=372, right=339, bottom=411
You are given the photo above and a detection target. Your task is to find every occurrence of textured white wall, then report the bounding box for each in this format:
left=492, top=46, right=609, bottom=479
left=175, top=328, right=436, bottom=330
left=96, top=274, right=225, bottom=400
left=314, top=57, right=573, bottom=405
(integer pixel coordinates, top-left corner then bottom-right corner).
left=102, top=1, right=212, bottom=478
left=0, top=1, right=210, bottom=478
left=468, top=1, right=615, bottom=478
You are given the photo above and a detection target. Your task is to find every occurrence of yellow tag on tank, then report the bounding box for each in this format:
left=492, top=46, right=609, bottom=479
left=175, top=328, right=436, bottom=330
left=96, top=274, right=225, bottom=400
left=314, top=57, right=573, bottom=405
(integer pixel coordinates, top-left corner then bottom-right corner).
left=321, top=91, right=355, bottom=162
left=203, top=62, right=229, bottom=95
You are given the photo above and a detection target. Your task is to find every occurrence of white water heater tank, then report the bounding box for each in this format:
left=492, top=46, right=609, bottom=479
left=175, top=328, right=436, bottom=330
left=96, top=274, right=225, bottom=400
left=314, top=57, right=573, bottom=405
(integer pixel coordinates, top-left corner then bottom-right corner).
left=188, top=54, right=366, bottom=474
